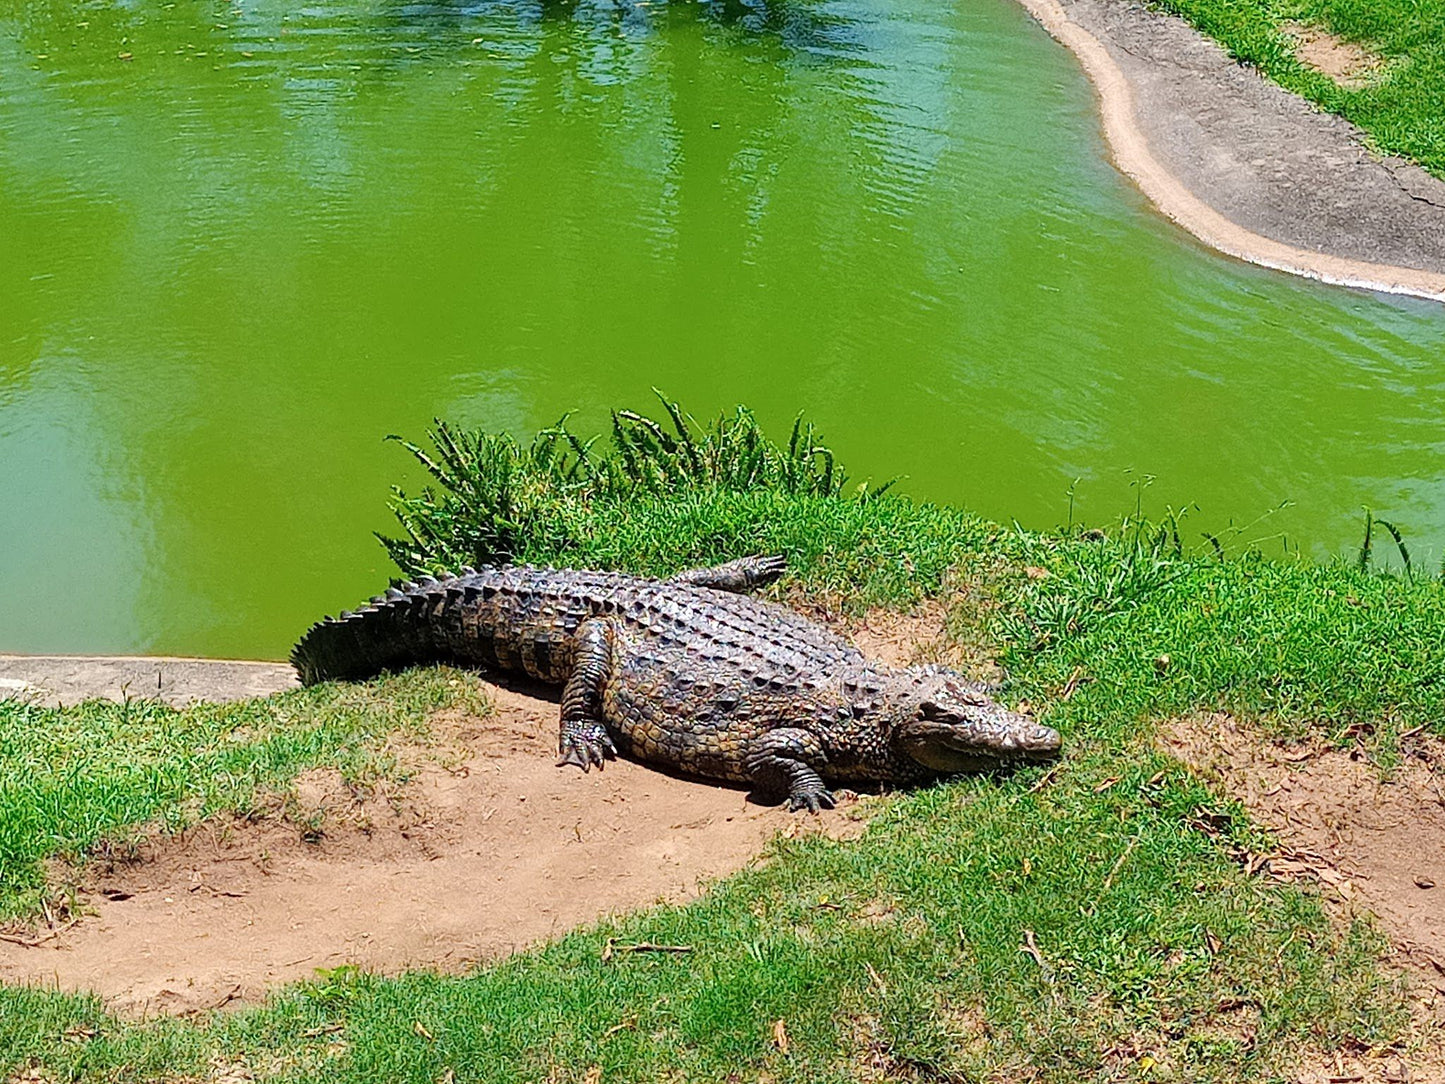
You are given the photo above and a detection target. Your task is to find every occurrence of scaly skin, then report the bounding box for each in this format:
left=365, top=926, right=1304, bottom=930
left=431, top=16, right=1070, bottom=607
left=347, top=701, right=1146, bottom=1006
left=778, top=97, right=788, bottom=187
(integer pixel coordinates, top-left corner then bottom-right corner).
left=292, top=557, right=1061, bottom=810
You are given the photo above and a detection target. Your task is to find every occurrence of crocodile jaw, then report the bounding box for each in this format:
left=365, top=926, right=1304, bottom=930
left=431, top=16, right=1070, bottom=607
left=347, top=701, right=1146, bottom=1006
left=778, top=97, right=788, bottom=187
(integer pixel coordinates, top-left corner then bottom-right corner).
left=893, top=714, right=1061, bottom=773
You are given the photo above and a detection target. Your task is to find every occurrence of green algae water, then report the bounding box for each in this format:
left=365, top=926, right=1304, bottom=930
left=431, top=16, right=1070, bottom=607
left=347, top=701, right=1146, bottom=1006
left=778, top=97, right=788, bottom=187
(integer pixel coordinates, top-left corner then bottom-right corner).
left=3, top=0, right=1444, bottom=658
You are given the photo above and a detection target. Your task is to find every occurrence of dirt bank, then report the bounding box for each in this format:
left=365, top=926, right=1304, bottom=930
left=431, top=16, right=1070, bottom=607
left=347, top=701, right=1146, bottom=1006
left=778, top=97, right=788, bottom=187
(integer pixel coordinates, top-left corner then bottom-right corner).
left=1016, top=0, right=1445, bottom=302
left=1166, top=715, right=1445, bottom=1081
left=0, top=611, right=941, bottom=1017
left=0, top=679, right=862, bottom=1017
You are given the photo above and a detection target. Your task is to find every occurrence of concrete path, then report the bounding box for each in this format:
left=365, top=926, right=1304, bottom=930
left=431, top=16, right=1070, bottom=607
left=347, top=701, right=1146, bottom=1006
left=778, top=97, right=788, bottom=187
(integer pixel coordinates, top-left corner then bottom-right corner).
left=0, top=655, right=298, bottom=708
left=1017, top=0, right=1445, bottom=301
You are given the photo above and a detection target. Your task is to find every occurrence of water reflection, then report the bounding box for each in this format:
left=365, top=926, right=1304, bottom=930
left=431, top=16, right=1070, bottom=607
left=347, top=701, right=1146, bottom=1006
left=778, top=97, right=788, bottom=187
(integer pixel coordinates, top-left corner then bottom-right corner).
left=0, top=0, right=1443, bottom=657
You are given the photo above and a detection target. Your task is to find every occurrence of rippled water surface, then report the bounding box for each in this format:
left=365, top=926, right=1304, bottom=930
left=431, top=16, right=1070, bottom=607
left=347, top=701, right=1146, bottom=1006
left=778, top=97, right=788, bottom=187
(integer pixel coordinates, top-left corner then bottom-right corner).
left=3, top=0, right=1444, bottom=657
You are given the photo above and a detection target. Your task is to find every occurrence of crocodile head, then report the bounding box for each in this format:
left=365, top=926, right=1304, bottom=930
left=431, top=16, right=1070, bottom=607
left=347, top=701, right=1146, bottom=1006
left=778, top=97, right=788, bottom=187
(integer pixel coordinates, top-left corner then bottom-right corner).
left=889, top=666, right=1061, bottom=772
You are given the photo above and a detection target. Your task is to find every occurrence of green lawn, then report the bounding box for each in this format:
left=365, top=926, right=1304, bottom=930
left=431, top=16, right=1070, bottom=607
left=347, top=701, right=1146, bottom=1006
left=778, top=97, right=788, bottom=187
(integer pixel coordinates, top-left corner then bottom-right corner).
left=4, top=406, right=1444, bottom=1081
left=1152, top=0, right=1445, bottom=177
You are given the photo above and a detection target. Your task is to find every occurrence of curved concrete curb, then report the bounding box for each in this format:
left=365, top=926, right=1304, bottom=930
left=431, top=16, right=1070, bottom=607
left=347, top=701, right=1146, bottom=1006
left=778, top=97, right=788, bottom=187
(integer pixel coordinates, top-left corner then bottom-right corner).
left=0, top=655, right=298, bottom=708
left=1017, top=0, right=1445, bottom=303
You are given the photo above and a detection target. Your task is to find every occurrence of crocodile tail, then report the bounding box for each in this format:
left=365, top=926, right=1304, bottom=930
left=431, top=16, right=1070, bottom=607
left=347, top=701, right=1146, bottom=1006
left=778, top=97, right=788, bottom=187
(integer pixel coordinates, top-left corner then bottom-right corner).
left=290, top=570, right=483, bottom=685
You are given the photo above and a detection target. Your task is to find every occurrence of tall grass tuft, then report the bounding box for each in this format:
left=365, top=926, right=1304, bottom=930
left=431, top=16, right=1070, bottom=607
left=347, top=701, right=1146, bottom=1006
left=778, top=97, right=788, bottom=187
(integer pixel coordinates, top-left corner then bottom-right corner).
left=379, top=393, right=889, bottom=575
left=1356, top=509, right=1415, bottom=583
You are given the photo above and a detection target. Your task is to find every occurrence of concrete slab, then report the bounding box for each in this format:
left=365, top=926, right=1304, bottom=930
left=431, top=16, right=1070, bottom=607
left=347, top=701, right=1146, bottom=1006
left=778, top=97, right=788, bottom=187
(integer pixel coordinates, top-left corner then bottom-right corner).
left=0, top=655, right=299, bottom=709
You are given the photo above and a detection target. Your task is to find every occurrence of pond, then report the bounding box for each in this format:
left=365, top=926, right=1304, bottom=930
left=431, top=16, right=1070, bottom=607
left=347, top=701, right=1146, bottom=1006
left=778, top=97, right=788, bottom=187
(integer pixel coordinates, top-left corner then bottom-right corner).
left=2, top=0, right=1444, bottom=659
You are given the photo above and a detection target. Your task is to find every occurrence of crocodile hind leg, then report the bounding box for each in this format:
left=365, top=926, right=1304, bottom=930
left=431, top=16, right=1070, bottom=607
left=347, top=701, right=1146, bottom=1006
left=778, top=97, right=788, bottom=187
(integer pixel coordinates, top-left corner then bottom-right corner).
left=556, top=618, right=619, bottom=772
left=669, top=555, right=787, bottom=593
left=744, top=728, right=835, bottom=812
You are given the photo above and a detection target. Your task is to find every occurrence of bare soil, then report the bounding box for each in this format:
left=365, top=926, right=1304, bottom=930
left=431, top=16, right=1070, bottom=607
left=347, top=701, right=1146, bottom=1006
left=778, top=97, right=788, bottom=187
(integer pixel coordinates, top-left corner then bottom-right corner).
left=1283, top=22, right=1387, bottom=88
left=0, top=680, right=864, bottom=1017
left=1164, top=714, right=1445, bottom=1080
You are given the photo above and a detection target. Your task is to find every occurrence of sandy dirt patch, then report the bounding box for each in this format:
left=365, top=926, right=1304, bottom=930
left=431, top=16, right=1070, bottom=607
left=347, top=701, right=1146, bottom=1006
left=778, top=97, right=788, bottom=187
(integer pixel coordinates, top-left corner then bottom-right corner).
left=1164, top=714, right=1445, bottom=1080
left=0, top=680, right=860, bottom=1017
left=1284, top=22, right=1387, bottom=88
left=843, top=602, right=949, bottom=668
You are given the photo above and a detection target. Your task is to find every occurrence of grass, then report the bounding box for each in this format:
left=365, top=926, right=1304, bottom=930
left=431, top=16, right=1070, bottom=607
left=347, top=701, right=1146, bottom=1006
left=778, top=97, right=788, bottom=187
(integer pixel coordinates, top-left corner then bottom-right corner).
left=1149, top=0, right=1445, bottom=176
left=4, top=402, right=1444, bottom=1081
left=0, top=670, right=487, bottom=921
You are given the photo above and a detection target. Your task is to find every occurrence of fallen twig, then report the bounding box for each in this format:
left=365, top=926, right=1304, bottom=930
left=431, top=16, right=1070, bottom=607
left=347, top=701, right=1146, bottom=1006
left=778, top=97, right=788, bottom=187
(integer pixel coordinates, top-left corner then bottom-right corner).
left=604, top=1017, right=637, bottom=1037
left=1028, top=764, right=1062, bottom=793
left=209, top=983, right=242, bottom=1010
left=601, top=937, right=693, bottom=962
left=1060, top=666, right=1091, bottom=701
left=0, top=919, right=76, bottom=948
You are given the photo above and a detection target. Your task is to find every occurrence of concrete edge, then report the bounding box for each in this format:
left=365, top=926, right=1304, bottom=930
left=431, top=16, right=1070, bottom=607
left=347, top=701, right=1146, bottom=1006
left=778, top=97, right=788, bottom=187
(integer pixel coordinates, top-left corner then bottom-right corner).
left=0, top=654, right=299, bottom=708
left=1016, top=0, right=1445, bottom=304
left=0, top=654, right=288, bottom=668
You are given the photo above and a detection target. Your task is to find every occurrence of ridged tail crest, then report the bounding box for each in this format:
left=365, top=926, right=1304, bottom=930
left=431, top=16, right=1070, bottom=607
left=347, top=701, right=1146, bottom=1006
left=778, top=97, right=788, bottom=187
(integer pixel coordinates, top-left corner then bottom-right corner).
left=290, top=568, right=486, bottom=685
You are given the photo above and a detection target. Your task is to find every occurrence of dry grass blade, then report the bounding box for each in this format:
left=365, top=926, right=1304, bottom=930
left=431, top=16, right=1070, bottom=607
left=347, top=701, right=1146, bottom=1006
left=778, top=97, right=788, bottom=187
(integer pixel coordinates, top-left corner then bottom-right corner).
left=1101, top=835, right=1141, bottom=893
left=1019, top=929, right=1055, bottom=983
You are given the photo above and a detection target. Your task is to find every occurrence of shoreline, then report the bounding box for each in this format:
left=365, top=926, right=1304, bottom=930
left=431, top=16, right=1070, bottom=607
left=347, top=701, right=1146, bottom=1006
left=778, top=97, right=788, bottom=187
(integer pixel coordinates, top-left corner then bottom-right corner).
left=1015, top=0, right=1445, bottom=304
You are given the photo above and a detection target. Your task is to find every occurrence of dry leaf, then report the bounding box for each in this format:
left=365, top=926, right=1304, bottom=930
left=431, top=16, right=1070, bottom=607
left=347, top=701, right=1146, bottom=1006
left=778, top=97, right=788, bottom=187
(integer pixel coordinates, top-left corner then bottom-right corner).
left=413, top=1021, right=435, bottom=1041
left=771, top=1018, right=789, bottom=1055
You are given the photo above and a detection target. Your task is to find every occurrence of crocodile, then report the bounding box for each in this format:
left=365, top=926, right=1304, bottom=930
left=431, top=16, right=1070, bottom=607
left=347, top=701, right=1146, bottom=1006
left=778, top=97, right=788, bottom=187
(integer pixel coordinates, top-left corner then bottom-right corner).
left=291, top=556, right=1061, bottom=810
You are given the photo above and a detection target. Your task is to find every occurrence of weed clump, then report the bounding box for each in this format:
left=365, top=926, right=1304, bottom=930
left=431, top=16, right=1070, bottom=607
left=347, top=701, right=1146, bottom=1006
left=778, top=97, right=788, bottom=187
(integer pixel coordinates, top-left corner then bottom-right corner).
left=380, top=393, right=888, bottom=575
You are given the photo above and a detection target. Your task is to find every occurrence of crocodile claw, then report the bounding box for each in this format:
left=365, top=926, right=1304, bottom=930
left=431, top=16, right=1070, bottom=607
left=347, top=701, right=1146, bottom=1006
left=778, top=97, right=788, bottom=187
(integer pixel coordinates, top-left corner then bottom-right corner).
left=557, top=726, right=617, bottom=773
left=788, top=787, right=836, bottom=814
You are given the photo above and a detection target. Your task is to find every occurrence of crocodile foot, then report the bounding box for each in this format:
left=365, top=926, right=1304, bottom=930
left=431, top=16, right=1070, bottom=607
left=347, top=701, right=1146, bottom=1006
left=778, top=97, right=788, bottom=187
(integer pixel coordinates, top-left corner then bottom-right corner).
left=557, top=723, right=617, bottom=772
left=788, top=785, right=836, bottom=814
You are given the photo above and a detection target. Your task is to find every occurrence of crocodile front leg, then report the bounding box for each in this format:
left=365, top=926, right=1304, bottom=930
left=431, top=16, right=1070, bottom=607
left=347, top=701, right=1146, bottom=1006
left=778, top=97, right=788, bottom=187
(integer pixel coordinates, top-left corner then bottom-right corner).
left=745, top=728, right=835, bottom=812
left=669, top=555, right=787, bottom=594
left=556, top=618, right=619, bottom=772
